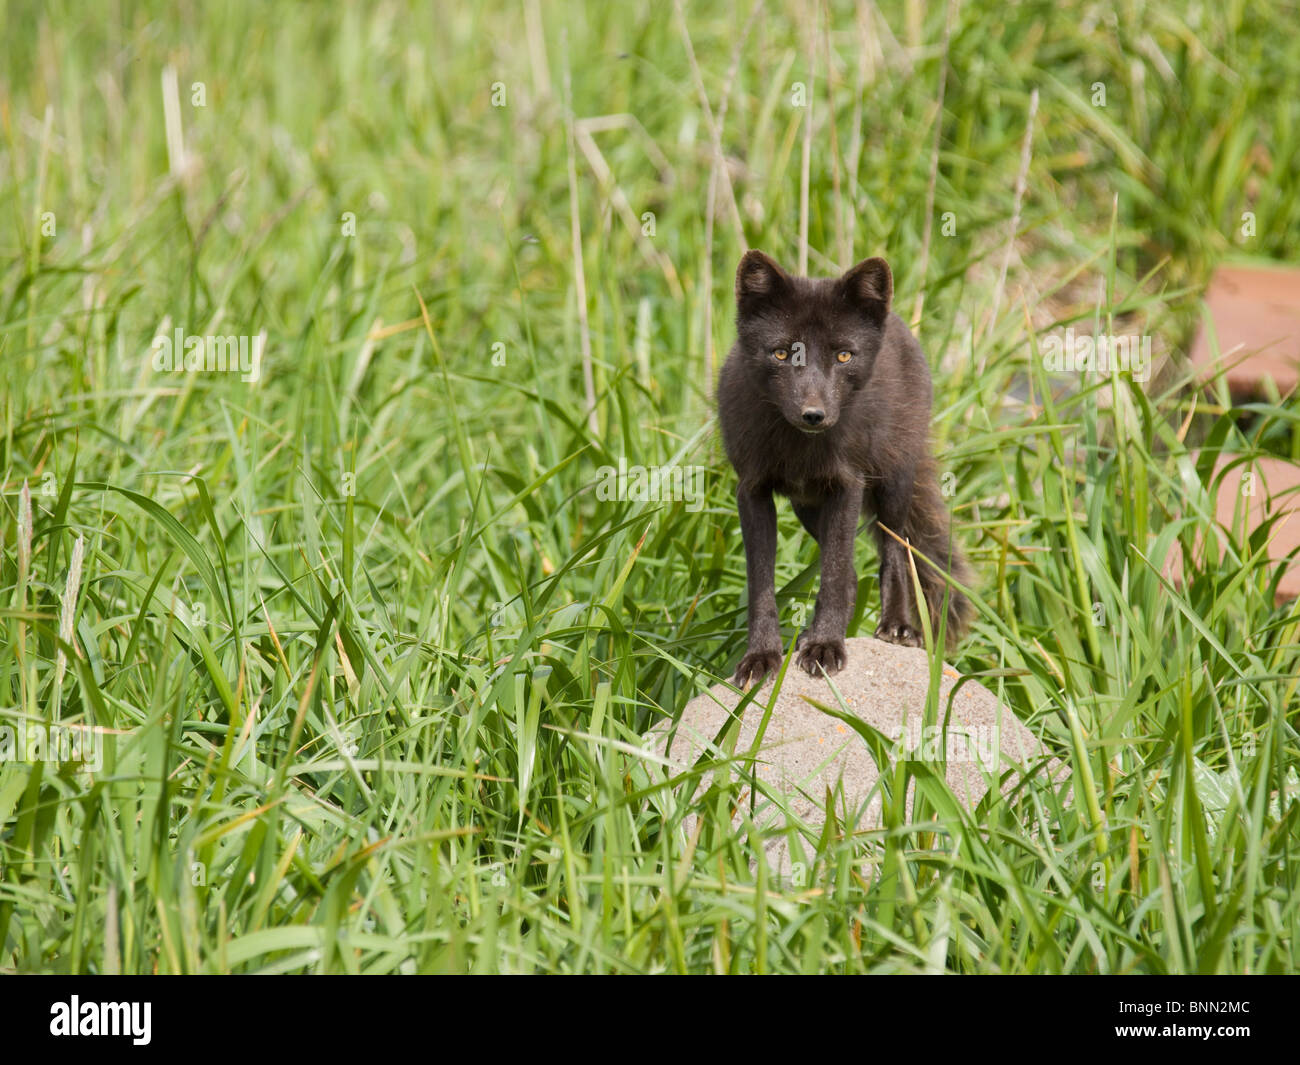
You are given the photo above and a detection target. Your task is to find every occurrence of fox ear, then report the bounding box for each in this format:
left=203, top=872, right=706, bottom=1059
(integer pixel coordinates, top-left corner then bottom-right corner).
left=840, top=257, right=892, bottom=322
left=736, top=250, right=790, bottom=308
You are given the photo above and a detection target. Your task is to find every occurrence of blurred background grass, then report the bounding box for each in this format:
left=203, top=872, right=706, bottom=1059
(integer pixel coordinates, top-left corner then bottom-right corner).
left=1, top=0, right=1298, bottom=973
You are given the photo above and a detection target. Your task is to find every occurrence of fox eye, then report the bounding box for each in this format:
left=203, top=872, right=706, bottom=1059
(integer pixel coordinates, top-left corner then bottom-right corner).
left=836, top=350, right=853, bottom=363
left=772, top=348, right=790, bottom=361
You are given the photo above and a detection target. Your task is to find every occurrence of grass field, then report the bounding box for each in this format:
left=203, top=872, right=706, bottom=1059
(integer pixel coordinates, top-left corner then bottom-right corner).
left=2, top=0, right=1299, bottom=973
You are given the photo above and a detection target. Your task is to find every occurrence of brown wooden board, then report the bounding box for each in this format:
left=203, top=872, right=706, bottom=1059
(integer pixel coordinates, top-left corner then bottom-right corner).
left=1164, top=454, right=1300, bottom=603
left=1189, top=264, right=1300, bottom=399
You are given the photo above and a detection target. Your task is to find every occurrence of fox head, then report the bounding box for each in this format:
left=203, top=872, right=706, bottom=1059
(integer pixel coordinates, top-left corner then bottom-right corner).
left=733, top=249, right=893, bottom=434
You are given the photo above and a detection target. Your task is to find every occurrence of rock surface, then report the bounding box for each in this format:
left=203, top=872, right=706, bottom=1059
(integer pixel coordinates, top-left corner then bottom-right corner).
left=649, top=636, right=1063, bottom=877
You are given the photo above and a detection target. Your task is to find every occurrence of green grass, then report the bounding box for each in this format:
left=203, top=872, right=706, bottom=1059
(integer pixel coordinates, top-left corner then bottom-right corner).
left=1, top=0, right=1298, bottom=973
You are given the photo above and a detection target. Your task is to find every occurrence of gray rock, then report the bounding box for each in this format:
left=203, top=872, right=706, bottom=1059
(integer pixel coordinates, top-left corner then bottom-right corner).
left=648, top=636, right=1065, bottom=879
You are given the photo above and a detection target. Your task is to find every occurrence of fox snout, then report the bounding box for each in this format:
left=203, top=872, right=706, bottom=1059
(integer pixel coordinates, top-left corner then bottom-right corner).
left=791, top=401, right=836, bottom=432
left=785, top=376, right=837, bottom=432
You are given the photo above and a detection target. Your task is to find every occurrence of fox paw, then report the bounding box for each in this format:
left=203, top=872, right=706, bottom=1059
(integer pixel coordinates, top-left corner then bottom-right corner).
left=875, top=619, right=923, bottom=647
left=733, top=649, right=782, bottom=688
left=796, top=637, right=846, bottom=676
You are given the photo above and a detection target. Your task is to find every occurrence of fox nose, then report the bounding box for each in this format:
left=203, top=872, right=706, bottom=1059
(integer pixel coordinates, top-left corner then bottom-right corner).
left=801, top=408, right=825, bottom=427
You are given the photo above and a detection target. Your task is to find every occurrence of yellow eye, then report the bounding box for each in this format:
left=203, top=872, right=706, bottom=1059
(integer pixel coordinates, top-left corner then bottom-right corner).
left=773, top=348, right=789, bottom=361
left=836, top=350, right=853, bottom=363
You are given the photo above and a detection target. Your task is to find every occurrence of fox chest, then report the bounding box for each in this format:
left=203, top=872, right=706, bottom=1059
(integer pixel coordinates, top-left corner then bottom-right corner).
left=760, top=438, right=862, bottom=505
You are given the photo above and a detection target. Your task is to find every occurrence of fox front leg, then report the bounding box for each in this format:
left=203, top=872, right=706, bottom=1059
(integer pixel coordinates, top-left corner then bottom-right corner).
left=796, top=484, right=861, bottom=676
left=733, top=486, right=783, bottom=686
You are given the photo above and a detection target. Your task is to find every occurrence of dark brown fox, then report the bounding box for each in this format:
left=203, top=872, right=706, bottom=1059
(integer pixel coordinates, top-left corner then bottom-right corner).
left=717, top=249, right=972, bottom=686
